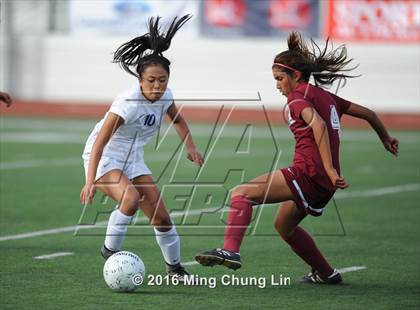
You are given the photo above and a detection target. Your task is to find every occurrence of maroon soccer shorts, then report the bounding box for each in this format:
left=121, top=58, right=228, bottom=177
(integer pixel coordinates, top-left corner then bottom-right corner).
left=280, top=166, right=335, bottom=216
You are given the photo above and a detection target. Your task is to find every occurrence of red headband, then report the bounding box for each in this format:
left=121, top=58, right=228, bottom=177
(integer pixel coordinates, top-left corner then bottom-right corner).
left=273, top=62, right=300, bottom=73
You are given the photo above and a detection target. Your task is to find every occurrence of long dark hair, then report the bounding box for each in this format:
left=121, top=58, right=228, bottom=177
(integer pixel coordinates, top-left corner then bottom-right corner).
left=113, top=14, right=192, bottom=78
left=273, top=32, right=358, bottom=87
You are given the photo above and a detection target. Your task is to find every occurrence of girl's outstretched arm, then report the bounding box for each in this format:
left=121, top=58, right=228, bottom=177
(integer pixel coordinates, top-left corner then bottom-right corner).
left=345, top=103, right=399, bottom=156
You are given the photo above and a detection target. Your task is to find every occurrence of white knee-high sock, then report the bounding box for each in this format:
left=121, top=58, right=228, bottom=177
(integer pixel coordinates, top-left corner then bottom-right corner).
left=104, top=208, right=133, bottom=251
left=154, top=225, right=180, bottom=265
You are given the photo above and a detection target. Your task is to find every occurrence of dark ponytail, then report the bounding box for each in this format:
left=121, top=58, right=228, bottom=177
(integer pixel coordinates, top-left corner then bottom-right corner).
left=113, top=14, right=192, bottom=78
left=273, top=32, right=358, bottom=87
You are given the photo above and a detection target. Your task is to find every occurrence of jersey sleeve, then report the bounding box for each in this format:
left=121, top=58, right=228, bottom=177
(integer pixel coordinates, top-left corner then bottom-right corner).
left=287, top=92, right=313, bottom=121
left=109, top=95, right=135, bottom=124
left=328, top=92, right=353, bottom=116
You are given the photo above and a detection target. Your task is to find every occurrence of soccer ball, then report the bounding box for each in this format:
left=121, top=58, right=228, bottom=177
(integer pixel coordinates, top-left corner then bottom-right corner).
left=103, top=251, right=146, bottom=292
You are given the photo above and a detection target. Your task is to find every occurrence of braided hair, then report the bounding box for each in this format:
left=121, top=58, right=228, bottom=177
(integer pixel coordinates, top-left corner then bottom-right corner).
left=113, top=14, right=192, bottom=78
left=273, top=32, right=359, bottom=87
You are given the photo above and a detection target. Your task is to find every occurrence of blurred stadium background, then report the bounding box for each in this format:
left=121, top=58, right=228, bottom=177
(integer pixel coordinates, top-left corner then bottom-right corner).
left=0, top=0, right=419, bottom=126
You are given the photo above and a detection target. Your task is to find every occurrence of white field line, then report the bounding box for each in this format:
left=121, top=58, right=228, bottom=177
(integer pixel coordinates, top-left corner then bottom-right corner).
left=180, top=262, right=368, bottom=274
left=337, top=266, right=367, bottom=274
left=1, top=126, right=418, bottom=144
left=0, top=148, right=283, bottom=170
left=0, top=157, right=81, bottom=170
left=181, top=261, right=200, bottom=266
left=2, top=117, right=419, bottom=141
left=0, top=205, right=226, bottom=242
left=334, top=183, right=420, bottom=199
left=0, top=132, right=87, bottom=144
left=33, top=252, right=74, bottom=260
left=0, top=183, right=418, bottom=243
left=0, top=226, right=81, bottom=241
left=0, top=129, right=282, bottom=144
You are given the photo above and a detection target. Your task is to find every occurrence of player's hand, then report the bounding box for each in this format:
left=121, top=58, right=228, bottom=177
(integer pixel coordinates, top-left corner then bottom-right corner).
left=382, top=136, right=399, bottom=157
left=187, top=148, right=204, bottom=166
left=327, top=169, right=349, bottom=189
left=80, top=182, right=96, bottom=205
left=0, top=91, right=13, bottom=107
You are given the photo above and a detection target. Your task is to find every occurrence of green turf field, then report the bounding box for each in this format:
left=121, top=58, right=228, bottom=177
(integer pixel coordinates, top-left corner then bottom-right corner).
left=0, top=117, right=419, bottom=309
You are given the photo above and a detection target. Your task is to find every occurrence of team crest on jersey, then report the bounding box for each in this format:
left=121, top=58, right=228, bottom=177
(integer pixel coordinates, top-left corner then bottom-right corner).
left=330, top=105, right=342, bottom=139
left=330, top=105, right=340, bottom=130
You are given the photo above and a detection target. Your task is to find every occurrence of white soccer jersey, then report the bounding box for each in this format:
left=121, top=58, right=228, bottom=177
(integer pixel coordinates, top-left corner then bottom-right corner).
left=82, top=85, right=173, bottom=168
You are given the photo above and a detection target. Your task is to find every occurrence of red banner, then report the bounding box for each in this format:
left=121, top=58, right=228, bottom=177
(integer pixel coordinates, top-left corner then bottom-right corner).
left=201, top=0, right=320, bottom=37
left=327, top=0, right=420, bottom=42
left=204, top=0, right=246, bottom=28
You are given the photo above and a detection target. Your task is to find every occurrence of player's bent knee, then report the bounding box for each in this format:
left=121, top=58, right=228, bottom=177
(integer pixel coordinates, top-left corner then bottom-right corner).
left=121, top=189, right=141, bottom=211
left=231, top=186, right=245, bottom=198
left=231, top=185, right=255, bottom=200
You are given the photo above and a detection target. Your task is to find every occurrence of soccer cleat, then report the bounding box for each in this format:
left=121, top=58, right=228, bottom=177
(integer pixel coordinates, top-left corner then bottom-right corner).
left=101, top=244, right=119, bottom=260
left=300, top=268, right=342, bottom=284
left=166, top=263, right=191, bottom=283
left=195, top=248, right=242, bottom=270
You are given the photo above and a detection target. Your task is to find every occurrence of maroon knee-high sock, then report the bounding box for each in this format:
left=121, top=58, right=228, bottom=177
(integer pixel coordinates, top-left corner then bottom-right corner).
left=223, top=196, right=253, bottom=253
left=283, top=226, right=333, bottom=277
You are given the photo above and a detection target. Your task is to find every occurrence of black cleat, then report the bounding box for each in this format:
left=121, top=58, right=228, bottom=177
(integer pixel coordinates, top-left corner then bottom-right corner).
left=166, top=263, right=191, bottom=283
left=101, top=244, right=119, bottom=260
left=300, top=268, right=342, bottom=285
left=195, top=248, right=242, bottom=270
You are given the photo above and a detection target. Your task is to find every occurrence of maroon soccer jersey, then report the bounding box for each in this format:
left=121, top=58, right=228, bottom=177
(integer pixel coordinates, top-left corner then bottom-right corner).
left=285, top=83, right=352, bottom=192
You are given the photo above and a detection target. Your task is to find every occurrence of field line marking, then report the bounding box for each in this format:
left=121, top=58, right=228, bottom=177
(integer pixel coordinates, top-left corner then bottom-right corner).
left=0, top=226, right=82, bottom=241
left=33, top=252, right=74, bottom=260
left=1, top=121, right=418, bottom=143
left=337, top=266, right=367, bottom=274
left=0, top=157, right=81, bottom=170
left=0, top=183, right=418, bottom=242
left=181, top=262, right=367, bottom=275
left=181, top=261, right=200, bottom=266
left=0, top=149, right=276, bottom=170
left=334, top=184, right=420, bottom=199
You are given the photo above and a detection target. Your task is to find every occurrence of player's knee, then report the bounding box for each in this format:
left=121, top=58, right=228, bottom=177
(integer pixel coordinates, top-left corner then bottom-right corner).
left=231, top=185, right=254, bottom=200
left=231, top=186, right=244, bottom=198
left=232, top=184, right=266, bottom=204
left=121, top=188, right=140, bottom=210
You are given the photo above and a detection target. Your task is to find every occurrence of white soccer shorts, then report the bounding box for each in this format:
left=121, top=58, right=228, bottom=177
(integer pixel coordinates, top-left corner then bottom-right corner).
left=83, top=155, right=152, bottom=181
